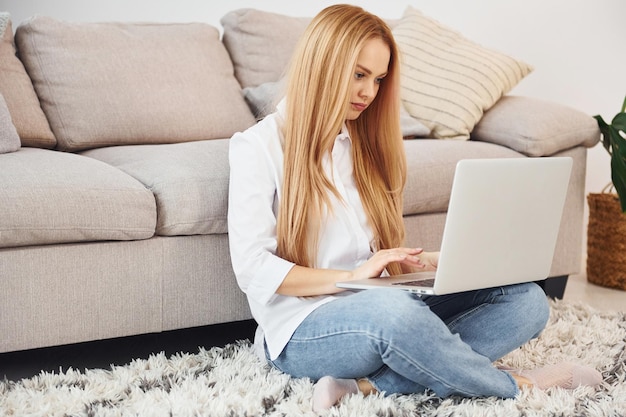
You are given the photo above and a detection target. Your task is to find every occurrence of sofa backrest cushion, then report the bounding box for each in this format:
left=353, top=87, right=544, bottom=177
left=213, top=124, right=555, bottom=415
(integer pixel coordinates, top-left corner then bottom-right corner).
left=0, top=13, right=56, bottom=148
left=15, top=17, right=256, bottom=152
left=221, top=9, right=309, bottom=89
left=0, top=93, right=20, bottom=154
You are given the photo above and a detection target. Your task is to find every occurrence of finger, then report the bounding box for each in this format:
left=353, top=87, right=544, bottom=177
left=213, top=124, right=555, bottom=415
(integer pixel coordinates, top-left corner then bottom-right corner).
left=391, top=247, right=423, bottom=256
left=406, top=247, right=424, bottom=255
left=401, top=253, right=423, bottom=265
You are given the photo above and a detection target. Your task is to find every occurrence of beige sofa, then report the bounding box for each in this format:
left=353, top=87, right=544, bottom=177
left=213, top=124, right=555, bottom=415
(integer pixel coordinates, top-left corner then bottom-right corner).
left=0, top=8, right=599, bottom=354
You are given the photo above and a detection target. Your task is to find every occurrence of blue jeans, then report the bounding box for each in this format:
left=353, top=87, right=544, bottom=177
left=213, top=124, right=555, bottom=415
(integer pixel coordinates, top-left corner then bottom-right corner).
left=267, top=283, right=549, bottom=398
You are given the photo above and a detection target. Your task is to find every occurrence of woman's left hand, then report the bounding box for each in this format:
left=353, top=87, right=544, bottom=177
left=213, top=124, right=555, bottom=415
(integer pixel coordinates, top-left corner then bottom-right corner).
left=415, top=251, right=439, bottom=271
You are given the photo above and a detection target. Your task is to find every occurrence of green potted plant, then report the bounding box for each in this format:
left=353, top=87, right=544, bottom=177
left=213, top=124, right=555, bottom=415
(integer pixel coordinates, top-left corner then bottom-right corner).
left=587, top=95, right=626, bottom=290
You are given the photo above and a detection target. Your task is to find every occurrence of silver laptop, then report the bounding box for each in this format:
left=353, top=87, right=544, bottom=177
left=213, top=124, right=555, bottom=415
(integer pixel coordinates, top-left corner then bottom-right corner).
left=336, top=157, right=573, bottom=295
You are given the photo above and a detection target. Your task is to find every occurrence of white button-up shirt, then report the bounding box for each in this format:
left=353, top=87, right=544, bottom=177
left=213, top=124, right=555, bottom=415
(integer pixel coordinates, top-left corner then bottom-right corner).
left=228, top=102, right=374, bottom=360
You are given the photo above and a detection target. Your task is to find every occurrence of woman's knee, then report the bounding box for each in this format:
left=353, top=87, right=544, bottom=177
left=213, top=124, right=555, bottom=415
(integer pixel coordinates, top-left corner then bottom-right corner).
left=528, top=283, right=550, bottom=318
left=512, top=282, right=550, bottom=334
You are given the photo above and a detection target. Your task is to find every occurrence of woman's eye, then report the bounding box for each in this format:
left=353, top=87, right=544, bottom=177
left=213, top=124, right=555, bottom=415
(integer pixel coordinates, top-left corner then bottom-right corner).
left=375, top=77, right=384, bottom=84
left=354, top=72, right=365, bottom=80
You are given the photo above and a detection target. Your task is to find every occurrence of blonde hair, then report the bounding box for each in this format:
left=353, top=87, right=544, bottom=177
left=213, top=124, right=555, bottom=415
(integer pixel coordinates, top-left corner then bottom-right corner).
left=277, top=4, right=406, bottom=275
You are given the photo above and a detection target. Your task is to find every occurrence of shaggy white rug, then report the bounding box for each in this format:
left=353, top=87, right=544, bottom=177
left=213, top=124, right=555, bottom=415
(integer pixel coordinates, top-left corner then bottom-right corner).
left=1, top=299, right=625, bottom=417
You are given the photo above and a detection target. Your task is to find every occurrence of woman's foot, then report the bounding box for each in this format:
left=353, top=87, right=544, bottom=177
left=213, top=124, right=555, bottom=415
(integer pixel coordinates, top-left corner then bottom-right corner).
left=511, top=362, right=603, bottom=390
left=312, top=376, right=359, bottom=411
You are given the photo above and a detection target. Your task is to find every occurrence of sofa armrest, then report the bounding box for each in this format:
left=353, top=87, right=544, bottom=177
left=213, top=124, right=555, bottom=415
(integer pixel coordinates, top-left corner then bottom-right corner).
left=470, top=96, right=600, bottom=157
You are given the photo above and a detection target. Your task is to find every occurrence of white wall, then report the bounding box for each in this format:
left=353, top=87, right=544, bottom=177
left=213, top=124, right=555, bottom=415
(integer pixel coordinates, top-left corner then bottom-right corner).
left=2, top=0, right=625, bottom=254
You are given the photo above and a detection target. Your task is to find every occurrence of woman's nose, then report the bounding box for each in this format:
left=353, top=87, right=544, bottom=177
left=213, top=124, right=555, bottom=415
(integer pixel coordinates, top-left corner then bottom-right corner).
left=360, top=83, right=373, bottom=99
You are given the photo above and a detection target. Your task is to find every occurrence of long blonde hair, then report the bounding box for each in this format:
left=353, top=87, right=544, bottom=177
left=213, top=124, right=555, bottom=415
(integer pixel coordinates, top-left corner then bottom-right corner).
left=277, top=4, right=406, bottom=275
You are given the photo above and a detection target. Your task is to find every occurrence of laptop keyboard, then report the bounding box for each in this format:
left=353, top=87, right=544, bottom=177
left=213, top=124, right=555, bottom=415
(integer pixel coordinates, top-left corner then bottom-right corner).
left=392, top=278, right=435, bottom=288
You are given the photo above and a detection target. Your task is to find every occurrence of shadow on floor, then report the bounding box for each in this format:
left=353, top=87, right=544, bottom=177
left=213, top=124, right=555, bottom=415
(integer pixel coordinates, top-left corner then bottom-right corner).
left=0, top=319, right=257, bottom=381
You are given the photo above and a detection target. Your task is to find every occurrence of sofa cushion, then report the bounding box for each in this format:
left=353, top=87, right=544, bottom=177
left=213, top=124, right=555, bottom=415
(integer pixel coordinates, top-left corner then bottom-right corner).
left=221, top=9, right=310, bottom=89
left=393, top=6, right=533, bottom=140
left=471, top=96, right=601, bottom=156
left=0, top=93, right=20, bottom=154
left=82, top=140, right=231, bottom=236
left=0, top=148, right=156, bottom=248
left=402, top=139, right=523, bottom=215
left=0, top=13, right=56, bottom=148
left=15, top=17, right=255, bottom=151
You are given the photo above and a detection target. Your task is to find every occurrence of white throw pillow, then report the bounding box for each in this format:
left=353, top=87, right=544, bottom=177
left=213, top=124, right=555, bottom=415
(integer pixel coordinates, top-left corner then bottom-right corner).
left=393, top=6, right=533, bottom=140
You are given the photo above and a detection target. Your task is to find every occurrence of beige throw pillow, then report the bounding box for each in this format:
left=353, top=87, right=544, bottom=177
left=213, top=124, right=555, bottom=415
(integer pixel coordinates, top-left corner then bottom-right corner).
left=393, top=6, right=533, bottom=140
left=15, top=17, right=256, bottom=151
left=0, top=13, right=55, bottom=148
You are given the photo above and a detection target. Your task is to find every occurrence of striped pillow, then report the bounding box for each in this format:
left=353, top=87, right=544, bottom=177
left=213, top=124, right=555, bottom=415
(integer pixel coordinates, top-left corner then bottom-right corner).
left=393, top=6, right=533, bottom=140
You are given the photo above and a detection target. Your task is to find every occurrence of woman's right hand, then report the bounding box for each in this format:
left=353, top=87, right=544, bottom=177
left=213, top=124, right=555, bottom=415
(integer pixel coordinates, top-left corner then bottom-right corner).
left=349, top=247, right=425, bottom=281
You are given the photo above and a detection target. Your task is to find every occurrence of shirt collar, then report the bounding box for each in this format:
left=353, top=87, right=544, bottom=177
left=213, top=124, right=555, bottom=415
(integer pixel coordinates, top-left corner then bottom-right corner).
left=337, top=124, right=350, bottom=142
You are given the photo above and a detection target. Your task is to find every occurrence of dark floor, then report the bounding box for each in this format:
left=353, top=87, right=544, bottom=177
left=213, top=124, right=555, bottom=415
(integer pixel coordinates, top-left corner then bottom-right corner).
left=0, top=319, right=257, bottom=381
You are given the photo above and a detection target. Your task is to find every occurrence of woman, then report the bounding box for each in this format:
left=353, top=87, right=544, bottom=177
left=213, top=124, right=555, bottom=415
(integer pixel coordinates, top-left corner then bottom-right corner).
left=228, top=4, right=601, bottom=411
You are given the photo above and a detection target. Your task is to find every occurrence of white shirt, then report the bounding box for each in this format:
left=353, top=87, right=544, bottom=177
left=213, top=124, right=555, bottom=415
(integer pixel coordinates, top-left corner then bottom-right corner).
left=228, top=102, right=374, bottom=360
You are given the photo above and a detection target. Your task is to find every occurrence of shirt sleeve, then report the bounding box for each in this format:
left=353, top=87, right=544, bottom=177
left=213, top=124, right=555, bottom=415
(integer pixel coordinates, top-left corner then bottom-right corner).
left=227, top=122, right=295, bottom=306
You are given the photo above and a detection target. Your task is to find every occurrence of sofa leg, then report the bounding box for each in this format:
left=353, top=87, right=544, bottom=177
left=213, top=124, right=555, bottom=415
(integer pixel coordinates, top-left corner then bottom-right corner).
left=535, top=275, right=569, bottom=299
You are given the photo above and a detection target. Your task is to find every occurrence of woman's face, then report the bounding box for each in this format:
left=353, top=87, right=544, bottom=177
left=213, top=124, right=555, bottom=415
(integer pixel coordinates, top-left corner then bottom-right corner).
left=345, top=37, right=391, bottom=121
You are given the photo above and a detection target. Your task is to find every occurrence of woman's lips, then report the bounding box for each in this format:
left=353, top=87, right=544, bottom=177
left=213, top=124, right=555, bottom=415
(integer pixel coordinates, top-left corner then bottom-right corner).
left=351, top=102, right=367, bottom=111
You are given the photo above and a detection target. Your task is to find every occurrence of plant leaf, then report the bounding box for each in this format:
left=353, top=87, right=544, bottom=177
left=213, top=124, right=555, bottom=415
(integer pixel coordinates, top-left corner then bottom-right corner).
left=612, top=112, right=626, bottom=133
left=594, top=115, right=612, bottom=154
left=608, top=125, right=626, bottom=212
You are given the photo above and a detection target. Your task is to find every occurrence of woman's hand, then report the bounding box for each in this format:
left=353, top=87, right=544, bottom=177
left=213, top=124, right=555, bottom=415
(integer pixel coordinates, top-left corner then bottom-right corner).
left=416, top=251, right=439, bottom=272
left=350, top=247, right=426, bottom=281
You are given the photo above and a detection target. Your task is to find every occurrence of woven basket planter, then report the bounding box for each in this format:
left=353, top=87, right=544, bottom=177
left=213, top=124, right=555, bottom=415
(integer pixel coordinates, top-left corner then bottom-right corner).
left=587, top=193, right=626, bottom=290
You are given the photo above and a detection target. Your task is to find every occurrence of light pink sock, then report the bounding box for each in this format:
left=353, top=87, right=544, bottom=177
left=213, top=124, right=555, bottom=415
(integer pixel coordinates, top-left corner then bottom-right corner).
left=312, top=376, right=359, bottom=411
left=518, top=362, right=603, bottom=390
